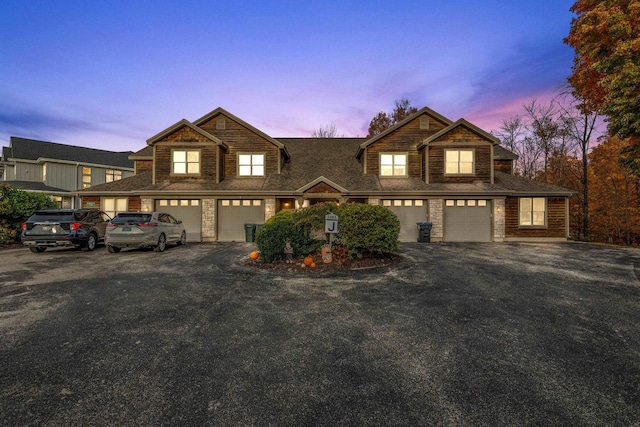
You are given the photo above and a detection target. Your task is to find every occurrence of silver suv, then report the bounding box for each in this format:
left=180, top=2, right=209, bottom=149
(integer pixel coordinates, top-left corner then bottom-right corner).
left=105, top=212, right=186, bottom=253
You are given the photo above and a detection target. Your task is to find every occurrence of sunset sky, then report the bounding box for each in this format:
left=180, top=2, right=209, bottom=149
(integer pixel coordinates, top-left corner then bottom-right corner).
left=0, top=1, right=575, bottom=152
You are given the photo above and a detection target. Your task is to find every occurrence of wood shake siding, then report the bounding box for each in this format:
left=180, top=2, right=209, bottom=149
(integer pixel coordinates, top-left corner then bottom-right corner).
left=199, top=115, right=280, bottom=177
left=305, top=182, right=340, bottom=194
left=366, top=114, right=448, bottom=177
left=128, top=196, right=142, bottom=211
left=154, top=127, right=217, bottom=183
left=494, top=159, right=513, bottom=174
left=135, top=160, right=153, bottom=173
left=428, top=144, right=492, bottom=183
left=82, top=197, right=100, bottom=209
left=505, top=197, right=566, bottom=238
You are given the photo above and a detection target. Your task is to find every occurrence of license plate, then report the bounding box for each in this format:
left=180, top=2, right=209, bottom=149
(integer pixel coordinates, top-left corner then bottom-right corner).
left=122, top=226, right=131, bottom=231
left=42, top=226, right=51, bottom=231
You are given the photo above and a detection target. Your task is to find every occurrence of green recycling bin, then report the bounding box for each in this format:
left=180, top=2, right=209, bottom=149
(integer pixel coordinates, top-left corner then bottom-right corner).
left=244, top=224, right=255, bottom=242
left=254, top=224, right=263, bottom=240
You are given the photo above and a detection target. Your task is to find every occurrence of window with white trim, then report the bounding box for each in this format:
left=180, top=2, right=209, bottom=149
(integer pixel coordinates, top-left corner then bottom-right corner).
left=106, top=169, right=122, bottom=182
left=103, top=197, right=127, bottom=219
left=445, top=150, right=474, bottom=174
left=172, top=150, right=200, bottom=175
left=519, top=197, right=546, bottom=226
left=82, top=167, right=92, bottom=188
left=238, top=154, right=264, bottom=176
left=380, top=153, right=407, bottom=176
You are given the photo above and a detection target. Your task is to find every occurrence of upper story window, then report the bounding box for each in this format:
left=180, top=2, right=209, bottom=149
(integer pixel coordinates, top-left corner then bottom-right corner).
left=172, top=150, right=200, bottom=175
left=106, top=169, right=122, bottom=182
left=445, top=150, right=474, bottom=175
left=238, top=154, right=264, bottom=176
left=380, top=153, right=407, bottom=177
left=82, top=167, right=91, bottom=188
left=520, top=197, right=546, bottom=226
left=42, top=164, right=47, bottom=182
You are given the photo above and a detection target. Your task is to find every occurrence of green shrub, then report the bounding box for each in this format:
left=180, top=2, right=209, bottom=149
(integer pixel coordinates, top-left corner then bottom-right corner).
left=0, top=184, right=57, bottom=243
left=255, top=210, right=323, bottom=262
left=335, top=203, right=400, bottom=260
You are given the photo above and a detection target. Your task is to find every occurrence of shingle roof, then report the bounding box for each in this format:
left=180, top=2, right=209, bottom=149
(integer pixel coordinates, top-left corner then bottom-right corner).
left=494, top=145, right=518, bottom=160
left=4, top=137, right=134, bottom=168
left=494, top=171, right=574, bottom=195
left=78, top=171, right=153, bottom=192
left=4, top=180, right=70, bottom=193
left=130, top=146, right=153, bottom=158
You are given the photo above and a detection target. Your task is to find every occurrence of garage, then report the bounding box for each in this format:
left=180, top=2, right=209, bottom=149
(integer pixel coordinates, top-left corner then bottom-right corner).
left=444, top=199, right=492, bottom=242
left=383, top=199, right=428, bottom=242
left=156, top=199, right=202, bottom=242
left=217, top=199, right=265, bottom=242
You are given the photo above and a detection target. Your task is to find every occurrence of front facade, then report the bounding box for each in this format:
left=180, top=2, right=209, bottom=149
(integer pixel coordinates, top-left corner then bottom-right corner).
left=78, top=107, right=573, bottom=242
left=1, top=137, right=134, bottom=208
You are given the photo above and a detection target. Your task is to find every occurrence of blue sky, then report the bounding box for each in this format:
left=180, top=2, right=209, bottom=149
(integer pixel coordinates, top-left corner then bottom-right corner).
left=0, top=1, right=575, bottom=152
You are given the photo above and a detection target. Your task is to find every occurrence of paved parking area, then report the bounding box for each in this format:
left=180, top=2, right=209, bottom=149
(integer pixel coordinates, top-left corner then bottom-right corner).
left=1, top=242, right=639, bottom=426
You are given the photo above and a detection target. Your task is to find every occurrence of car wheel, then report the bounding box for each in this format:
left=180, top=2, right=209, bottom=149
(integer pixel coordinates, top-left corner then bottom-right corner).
left=82, top=233, right=98, bottom=252
left=154, top=234, right=166, bottom=252
left=178, top=231, right=186, bottom=246
left=29, top=247, right=46, bottom=253
left=107, top=246, right=121, bottom=253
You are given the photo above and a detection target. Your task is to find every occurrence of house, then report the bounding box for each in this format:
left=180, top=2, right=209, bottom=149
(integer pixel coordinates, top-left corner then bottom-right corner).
left=78, top=107, right=573, bottom=242
left=1, top=137, right=135, bottom=209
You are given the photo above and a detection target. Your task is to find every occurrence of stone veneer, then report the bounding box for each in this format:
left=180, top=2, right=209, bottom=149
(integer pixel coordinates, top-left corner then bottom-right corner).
left=428, top=199, right=443, bottom=242
left=493, top=198, right=505, bottom=242
left=202, top=199, right=216, bottom=242
left=264, top=198, right=276, bottom=222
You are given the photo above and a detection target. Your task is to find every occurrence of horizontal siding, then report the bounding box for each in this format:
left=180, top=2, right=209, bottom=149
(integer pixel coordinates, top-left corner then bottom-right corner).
left=82, top=197, right=100, bottom=209
left=505, top=197, right=567, bottom=238
left=128, top=196, right=142, bottom=211
left=136, top=160, right=153, bottom=173
left=494, top=160, right=513, bottom=174
left=429, top=145, right=492, bottom=183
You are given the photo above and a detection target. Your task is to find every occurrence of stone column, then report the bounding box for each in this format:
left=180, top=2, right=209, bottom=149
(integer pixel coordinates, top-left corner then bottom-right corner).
left=264, top=198, right=276, bottom=221
left=141, top=198, right=153, bottom=212
left=368, top=198, right=379, bottom=206
left=493, top=198, right=505, bottom=242
left=428, top=199, right=443, bottom=242
left=201, top=199, right=216, bottom=242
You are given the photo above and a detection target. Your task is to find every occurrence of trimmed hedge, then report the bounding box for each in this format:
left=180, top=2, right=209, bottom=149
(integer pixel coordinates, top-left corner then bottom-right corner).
left=256, top=202, right=400, bottom=262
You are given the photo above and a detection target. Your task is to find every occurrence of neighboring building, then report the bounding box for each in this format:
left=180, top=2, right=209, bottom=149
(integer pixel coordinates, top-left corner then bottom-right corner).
left=1, top=137, right=134, bottom=208
left=78, top=107, right=573, bottom=242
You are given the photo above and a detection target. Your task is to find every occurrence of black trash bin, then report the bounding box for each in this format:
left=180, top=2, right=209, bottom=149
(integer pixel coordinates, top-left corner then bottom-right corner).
left=244, top=224, right=256, bottom=242
left=417, top=222, right=433, bottom=243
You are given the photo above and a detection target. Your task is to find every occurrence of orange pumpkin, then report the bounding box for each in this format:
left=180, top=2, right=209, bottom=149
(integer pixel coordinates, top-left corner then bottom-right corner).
left=304, top=256, right=313, bottom=266
left=310, top=262, right=317, bottom=268
left=250, top=251, right=260, bottom=260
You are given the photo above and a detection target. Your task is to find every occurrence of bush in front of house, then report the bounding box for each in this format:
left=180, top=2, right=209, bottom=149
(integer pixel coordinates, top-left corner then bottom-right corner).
left=0, top=184, right=57, bottom=244
left=255, top=209, right=325, bottom=262
left=334, top=203, right=400, bottom=260
left=255, top=201, right=400, bottom=262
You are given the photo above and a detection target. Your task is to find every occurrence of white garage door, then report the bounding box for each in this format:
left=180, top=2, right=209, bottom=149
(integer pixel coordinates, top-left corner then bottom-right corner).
left=444, top=199, right=491, bottom=242
left=156, top=199, right=202, bottom=242
left=217, top=199, right=265, bottom=242
left=383, top=200, right=428, bottom=242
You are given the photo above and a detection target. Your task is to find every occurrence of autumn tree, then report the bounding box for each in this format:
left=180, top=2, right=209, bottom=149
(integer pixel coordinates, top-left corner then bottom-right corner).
left=367, top=98, right=418, bottom=137
left=565, top=0, right=640, bottom=140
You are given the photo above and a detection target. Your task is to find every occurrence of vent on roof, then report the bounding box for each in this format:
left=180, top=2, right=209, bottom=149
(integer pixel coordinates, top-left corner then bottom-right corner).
left=420, top=117, right=429, bottom=130
left=216, top=118, right=225, bottom=130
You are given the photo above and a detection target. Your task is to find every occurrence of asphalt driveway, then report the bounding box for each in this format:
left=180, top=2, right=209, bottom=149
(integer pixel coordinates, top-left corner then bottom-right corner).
left=1, top=242, right=639, bottom=426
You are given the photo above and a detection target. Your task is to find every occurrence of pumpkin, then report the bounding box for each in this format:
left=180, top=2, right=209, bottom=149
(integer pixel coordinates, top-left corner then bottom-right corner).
left=310, top=262, right=317, bottom=268
left=304, top=256, right=313, bottom=266
left=250, top=251, right=260, bottom=260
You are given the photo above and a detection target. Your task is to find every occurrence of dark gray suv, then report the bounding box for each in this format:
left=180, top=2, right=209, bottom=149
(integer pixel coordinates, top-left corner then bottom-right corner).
left=21, top=209, right=111, bottom=253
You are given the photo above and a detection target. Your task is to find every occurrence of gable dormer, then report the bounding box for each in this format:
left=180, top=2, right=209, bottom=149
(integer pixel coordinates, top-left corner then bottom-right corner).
left=147, top=119, right=227, bottom=185
left=418, top=119, right=499, bottom=184
left=357, top=107, right=452, bottom=178
left=193, top=108, right=290, bottom=178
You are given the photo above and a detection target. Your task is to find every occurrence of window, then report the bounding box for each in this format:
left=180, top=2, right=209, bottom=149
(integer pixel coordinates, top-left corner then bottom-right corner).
left=380, top=153, right=407, bottom=176
left=238, top=154, right=264, bottom=176
left=445, top=150, right=474, bottom=174
left=42, top=164, right=47, bottom=182
left=106, top=169, right=122, bottom=183
left=520, top=198, right=546, bottom=226
left=82, top=167, right=92, bottom=188
left=103, top=197, right=127, bottom=219
left=173, top=150, right=200, bottom=175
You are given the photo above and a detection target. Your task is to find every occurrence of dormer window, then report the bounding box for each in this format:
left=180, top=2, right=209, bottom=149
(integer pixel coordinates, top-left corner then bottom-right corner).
left=445, top=150, right=474, bottom=175
left=172, top=150, right=200, bottom=175
left=238, top=153, right=264, bottom=176
left=380, top=153, right=407, bottom=177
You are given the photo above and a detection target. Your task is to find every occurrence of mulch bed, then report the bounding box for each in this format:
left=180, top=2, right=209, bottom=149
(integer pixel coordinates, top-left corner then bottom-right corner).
left=0, top=243, right=23, bottom=251
left=244, top=250, right=402, bottom=272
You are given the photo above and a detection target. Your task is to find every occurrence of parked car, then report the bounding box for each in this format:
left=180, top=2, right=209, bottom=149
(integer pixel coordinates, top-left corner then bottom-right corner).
left=105, top=212, right=186, bottom=253
left=21, top=209, right=111, bottom=253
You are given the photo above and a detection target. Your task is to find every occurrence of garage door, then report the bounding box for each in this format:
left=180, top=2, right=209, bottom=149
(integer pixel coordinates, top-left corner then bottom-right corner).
left=383, top=199, right=428, bottom=242
left=217, top=199, right=265, bottom=242
left=156, top=199, right=202, bottom=242
left=444, top=199, right=491, bottom=242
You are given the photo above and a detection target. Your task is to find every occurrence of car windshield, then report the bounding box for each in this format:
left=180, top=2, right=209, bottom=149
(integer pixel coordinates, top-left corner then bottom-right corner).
left=29, top=212, right=76, bottom=222
left=111, top=214, right=152, bottom=224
